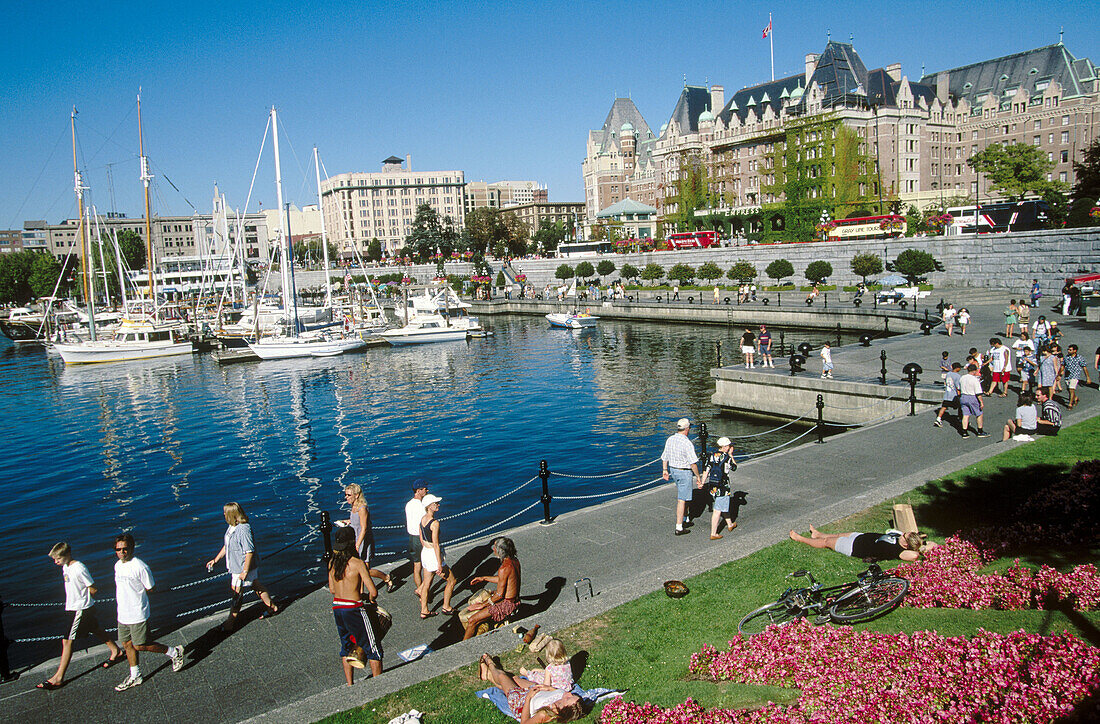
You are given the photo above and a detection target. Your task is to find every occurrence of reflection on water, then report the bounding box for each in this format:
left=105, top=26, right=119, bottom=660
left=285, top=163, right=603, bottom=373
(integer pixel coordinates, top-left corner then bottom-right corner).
left=0, top=316, right=821, bottom=661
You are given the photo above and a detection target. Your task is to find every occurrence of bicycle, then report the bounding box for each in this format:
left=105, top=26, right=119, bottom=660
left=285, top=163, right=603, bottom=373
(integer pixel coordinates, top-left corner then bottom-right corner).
left=737, top=563, right=909, bottom=636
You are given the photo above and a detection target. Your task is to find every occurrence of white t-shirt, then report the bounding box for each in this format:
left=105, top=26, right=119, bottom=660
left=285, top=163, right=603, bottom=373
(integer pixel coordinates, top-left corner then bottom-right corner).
left=959, top=373, right=982, bottom=396
left=1012, top=338, right=1034, bottom=360
left=115, top=557, right=155, bottom=625
left=405, top=498, right=426, bottom=535
left=942, top=308, right=956, bottom=322
left=63, top=560, right=95, bottom=611
left=988, top=346, right=1010, bottom=372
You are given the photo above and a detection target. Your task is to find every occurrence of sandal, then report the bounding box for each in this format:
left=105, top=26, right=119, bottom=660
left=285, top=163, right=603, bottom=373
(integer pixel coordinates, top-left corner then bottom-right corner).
left=36, top=680, right=62, bottom=690
left=440, top=606, right=456, bottom=615
left=385, top=576, right=396, bottom=593
left=102, top=652, right=126, bottom=669
left=260, top=605, right=279, bottom=619
left=420, top=611, right=437, bottom=619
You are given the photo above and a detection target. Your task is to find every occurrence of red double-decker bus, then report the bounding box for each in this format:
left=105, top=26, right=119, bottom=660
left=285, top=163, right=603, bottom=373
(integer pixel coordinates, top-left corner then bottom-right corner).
left=666, top=230, right=719, bottom=249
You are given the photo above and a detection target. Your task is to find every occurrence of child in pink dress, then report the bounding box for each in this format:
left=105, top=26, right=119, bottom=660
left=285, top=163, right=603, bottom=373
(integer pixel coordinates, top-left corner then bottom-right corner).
left=520, top=638, right=574, bottom=690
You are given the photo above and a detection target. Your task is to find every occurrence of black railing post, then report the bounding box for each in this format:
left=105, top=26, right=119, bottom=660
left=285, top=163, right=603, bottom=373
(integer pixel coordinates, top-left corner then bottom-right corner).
left=909, top=374, right=918, bottom=416
left=873, top=293, right=878, bottom=310
left=836, top=323, right=842, bottom=347
left=716, top=340, right=722, bottom=367
left=777, top=291, right=782, bottom=306
left=539, top=460, right=553, bottom=525
left=880, top=350, right=888, bottom=385
left=924, top=309, right=929, bottom=323
left=824, top=292, right=828, bottom=309
left=884, top=317, right=889, bottom=334
left=0, top=596, right=16, bottom=682
left=699, top=421, right=709, bottom=460
left=779, top=331, right=786, bottom=356
left=815, top=394, right=825, bottom=444
left=320, top=511, right=333, bottom=568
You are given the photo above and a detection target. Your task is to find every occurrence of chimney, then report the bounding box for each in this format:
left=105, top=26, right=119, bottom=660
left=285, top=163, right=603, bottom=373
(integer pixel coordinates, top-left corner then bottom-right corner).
left=886, top=63, right=902, bottom=82
left=805, top=54, right=819, bottom=85
left=710, top=85, right=725, bottom=113
left=405, top=154, right=411, bottom=171
left=936, top=72, right=950, bottom=102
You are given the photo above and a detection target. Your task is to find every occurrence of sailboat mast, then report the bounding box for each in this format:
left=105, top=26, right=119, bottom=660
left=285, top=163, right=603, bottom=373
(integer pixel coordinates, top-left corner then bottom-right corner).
left=71, top=107, right=97, bottom=340
left=138, top=92, right=157, bottom=317
left=313, top=146, right=333, bottom=308
left=270, top=107, right=297, bottom=336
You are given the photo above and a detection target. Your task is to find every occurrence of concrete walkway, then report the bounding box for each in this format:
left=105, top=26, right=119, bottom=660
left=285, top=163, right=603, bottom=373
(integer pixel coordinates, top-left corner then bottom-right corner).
left=3, top=295, right=1096, bottom=724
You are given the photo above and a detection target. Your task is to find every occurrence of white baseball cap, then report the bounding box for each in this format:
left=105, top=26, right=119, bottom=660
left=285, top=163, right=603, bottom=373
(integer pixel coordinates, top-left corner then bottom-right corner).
left=716, top=436, right=732, bottom=447
left=422, top=494, right=443, bottom=507
left=676, top=418, right=690, bottom=430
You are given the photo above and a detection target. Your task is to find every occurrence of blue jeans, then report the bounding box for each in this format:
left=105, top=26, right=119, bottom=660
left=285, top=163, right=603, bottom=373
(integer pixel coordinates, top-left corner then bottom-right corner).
left=670, top=468, right=694, bottom=501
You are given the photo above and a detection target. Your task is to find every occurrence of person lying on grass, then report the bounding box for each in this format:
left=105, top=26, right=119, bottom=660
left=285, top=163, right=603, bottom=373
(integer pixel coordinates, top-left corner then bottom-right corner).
left=789, top=525, right=937, bottom=561
left=478, top=654, right=585, bottom=723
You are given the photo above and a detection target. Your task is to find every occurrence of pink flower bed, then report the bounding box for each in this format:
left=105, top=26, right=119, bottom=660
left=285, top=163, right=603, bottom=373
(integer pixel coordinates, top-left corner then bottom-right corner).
left=599, top=622, right=1100, bottom=723
left=895, top=535, right=1100, bottom=610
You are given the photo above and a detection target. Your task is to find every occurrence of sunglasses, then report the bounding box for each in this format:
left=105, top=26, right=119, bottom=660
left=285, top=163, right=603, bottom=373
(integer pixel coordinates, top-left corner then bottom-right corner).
left=115, top=546, right=131, bottom=552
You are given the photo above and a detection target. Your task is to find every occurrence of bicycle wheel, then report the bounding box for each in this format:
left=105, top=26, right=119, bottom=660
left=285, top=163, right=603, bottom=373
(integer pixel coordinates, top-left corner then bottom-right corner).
left=738, top=600, right=803, bottom=636
left=828, top=576, right=909, bottom=623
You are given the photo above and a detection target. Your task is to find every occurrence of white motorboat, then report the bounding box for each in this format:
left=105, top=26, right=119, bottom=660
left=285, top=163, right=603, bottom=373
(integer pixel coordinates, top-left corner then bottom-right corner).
left=381, top=283, right=481, bottom=345
left=546, top=311, right=599, bottom=329
left=247, top=331, right=366, bottom=359
left=54, top=320, right=193, bottom=364
left=379, top=316, right=469, bottom=345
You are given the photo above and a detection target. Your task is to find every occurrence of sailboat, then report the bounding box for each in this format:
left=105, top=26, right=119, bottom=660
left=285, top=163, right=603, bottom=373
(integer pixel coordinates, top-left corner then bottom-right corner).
left=54, top=98, right=193, bottom=365
left=545, top=278, right=599, bottom=329
left=247, top=107, right=366, bottom=360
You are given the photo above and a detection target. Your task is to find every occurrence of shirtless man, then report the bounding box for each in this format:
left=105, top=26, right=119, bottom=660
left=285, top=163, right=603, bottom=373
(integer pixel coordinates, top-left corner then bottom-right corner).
left=328, top=527, right=382, bottom=684
left=462, top=537, right=521, bottom=640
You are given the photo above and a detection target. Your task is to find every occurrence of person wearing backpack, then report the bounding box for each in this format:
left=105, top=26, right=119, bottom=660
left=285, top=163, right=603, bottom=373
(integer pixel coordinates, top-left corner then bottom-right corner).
left=700, top=437, right=740, bottom=540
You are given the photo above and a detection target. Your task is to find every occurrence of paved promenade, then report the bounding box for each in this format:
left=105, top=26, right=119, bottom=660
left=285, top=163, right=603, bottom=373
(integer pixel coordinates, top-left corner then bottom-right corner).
left=4, top=295, right=1097, bottom=724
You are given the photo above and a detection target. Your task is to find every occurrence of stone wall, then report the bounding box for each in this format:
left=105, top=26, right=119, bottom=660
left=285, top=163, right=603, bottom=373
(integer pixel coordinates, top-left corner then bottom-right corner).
left=276, top=227, right=1099, bottom=296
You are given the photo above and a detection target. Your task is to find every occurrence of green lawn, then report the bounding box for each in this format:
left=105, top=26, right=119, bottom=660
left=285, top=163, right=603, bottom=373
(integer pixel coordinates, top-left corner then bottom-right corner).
left=323, top=415, right=1100, bottom=723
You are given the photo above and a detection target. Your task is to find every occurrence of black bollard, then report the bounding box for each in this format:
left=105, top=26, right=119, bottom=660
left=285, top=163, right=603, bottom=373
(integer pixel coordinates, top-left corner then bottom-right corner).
left=815, top=394, right=826, bottom=444
left=924, top=309, right=929, bottom=323
left=873, top=293, right=878, bottom=310
left=539, top=460, right=553, bottom=525
left=880, top=350, right=888, bottom=385
left=716, top=340, right=722, bottom=367
left=903, top=363, right=923, bottom=416
left=699, top=421, right=709, bottom=460
left=777, top=291, right=781, bottom=306
left=884, top=317, right=889, bottom=334
left=0, top=596, right=16, bottom=682
left=779, top=331, right=786, bottom=356
left=824, top=292, right=828, bottom=309
left=836, top=323, right=842, bottom=348
left=320, top=511, right=333, bottom=568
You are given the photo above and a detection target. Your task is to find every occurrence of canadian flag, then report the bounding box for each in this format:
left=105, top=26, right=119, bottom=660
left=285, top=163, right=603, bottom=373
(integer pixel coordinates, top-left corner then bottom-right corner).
left=762, top=19, right=772, bottom=39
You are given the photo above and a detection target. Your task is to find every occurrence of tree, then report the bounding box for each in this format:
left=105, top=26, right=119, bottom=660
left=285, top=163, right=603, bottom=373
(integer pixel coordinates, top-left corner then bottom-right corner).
left=405, top=203, right=445, bottom=261
left=596, top=260, right=616, bottom=281
left=727, top=261, right=757, bottom=282
left=500, top=212, right=529, bottom=257
left=850, top=252, right=883, bottom=283
left=667, top=263, right=696, bottom=285
left=555, top=264, right=575, bottom=281
left=464, top=207, right=506, bottom=256
left=590, top=224, right=607, bottom=241
left=1067, top=195, right=1098, bottom=227
left=366, top=238, right=383, bottom=262
left=574, top=261, right=595, bottom=281
left=532, top=219, right=567, bottom=255
left=904, top=205, right=926, bottom=237
left=28, top=252, right=63, bottom=298
left=893, top=249, right=937, bottom=286
left=1071, top=137, right=1100, bottom=209
left=620, top=263, right=640, bottom=282
left=292, top=238, right=338, bottom=267
left=697, top=261, right=723, bottom=282
left=804, top=260, right=833, bottom=284
left=765, top=258, right=794, bottom=284
left=640, top=262, right=664, bottom=285
left=967, top=142, right=1066, bottom=201
left=0, top=251, right=34, bottom=303
left=114, top=229, right=146, bottom=270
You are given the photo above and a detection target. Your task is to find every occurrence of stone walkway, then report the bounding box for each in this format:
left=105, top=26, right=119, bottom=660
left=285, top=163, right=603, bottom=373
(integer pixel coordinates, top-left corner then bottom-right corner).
left=3, top=295, right=1096, bottom=724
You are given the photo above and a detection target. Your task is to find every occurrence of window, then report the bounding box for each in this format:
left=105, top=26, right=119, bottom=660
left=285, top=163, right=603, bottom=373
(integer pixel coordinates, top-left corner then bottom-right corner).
left=1062, top=115, right=1070, bottom=126
left=1034, top=120, right=1042, bottom=130
left=1059, top=171, right=1067, bottom=182
left=1034, top=135, right=1041, bottom=146
left=1061, top=150, right=1069, bottom=163
left=1061, top=131, right=1069, bottom=144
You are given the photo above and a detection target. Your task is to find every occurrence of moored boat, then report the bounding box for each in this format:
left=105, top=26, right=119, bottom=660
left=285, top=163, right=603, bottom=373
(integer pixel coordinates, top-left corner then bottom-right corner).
left=546, top=311, right=599, bottom=329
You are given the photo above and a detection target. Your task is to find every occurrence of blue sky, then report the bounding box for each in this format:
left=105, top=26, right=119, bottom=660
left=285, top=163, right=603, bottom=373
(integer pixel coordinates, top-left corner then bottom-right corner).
left=1, top=1, right=1096, bottom=229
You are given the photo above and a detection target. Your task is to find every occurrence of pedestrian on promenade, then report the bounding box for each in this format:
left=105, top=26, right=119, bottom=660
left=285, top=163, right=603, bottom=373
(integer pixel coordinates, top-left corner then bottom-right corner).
left=661, top=418, right=701, bottom=536
left=1063, top=344, right=1092, bottom=409
left=957, top=308, right=970, bottom=335
left=958, top=363, right=989, bottom=438
left=417, top=494, right=456, bottom=618
left=940, top=351, right=951, bottom=383
left=740, top=328, right=756, bottom=368
left=1018, top=346, right=1038, bottom=393
left=1035, top=388, right=1063, bottom=436
left=701, top=436, right=739, bottom=540
left=1061, top=280, right=1074, bottom=316
left=1012, top=332, right=1035, bottom=379
left=1004, top=300, right=1018, bottom=338
left=985, top=338, right=1010, bottom=397
left=328, top=527, right=382, bottom=684
left=933, top=362, right=963, bottom=428
left=1030, top=279, right=1042, bottom=306
left=1002, top=392, right=1039, bottom=442
left=37, top=542, right=123, bottom=690
left=713, top=285, right=720, bottom=304
left=942, top=304, right=956, bottom=336
left=1037, top=346, right=1058, bottom=399
left=788, top=525, right=935, bottom=562
left=344, top=484, right=394, bottom=592
left=820, top=341, right=833, bottom=379
left=758, top=325, right=774, bottom=368
left=405, top=481, right=429, bottom=591
left=205, top=502, right=279, bottom=632
left=462, top=536, right=521, bottom=640
left=1033, top=316, right=1052, bottom=349
left=673, top=284, right=680, bottom=301
left=112, top=533, right=185, bottom=691
left=1017, top=300, right=1031, bottom=328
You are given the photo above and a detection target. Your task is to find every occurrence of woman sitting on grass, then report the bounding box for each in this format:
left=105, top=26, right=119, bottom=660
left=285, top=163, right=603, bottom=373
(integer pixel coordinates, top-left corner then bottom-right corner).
left=479, top=654, right=585, bottom=723
left=789, top=525, right=936, bottom=562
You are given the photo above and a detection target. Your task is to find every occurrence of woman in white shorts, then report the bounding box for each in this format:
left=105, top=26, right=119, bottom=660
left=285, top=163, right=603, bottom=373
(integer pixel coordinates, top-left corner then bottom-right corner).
left=740, top=328, right=756, bottom=368
left=417, top=494, right=456, bottom=618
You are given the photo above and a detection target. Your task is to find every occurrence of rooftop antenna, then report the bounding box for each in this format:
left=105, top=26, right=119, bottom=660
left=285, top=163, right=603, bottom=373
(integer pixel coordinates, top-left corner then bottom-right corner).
left=849, top=33, right=854, bottom=47
left=826, top=28, right=830, bottom=42
left=683, top=73, right=687, bottom=88
left=1059, top=26, right=1064, bottom=44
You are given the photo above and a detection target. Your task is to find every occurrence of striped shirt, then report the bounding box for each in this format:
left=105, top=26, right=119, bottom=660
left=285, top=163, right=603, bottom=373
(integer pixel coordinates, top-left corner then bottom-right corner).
left=1040, top=400, right=1062, bottom=427
left=661, top=433, right=699, bottom=469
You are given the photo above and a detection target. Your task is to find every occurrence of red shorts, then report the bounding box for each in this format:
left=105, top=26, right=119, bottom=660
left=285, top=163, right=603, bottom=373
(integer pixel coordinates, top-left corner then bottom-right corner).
left=488, top=597, right=519, bottom=622
left=992, top=371, right=1009, bottom=383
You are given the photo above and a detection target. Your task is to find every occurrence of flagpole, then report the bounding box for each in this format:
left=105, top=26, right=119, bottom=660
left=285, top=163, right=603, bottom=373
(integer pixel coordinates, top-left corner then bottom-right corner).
left=769, top=13, right=774, bottom=81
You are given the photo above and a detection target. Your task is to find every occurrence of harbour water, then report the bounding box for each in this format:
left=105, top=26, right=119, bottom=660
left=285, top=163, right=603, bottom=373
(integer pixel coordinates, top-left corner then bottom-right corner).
left=0, top=315, right=824, bottom=663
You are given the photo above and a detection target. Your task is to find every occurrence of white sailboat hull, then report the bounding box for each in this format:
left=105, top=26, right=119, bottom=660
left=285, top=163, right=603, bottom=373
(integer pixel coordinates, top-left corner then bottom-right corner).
left=380, top=327, right=469, bottom=345
left=247, top=336, right=367, bottom=360
left=54, top=339, right=193, bottom=365
left=546, top=313, right=599, bottom=329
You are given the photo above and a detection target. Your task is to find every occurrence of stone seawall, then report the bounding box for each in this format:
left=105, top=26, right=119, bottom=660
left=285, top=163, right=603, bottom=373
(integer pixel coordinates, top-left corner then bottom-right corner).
left=278, top=227, right=1099, bottom=296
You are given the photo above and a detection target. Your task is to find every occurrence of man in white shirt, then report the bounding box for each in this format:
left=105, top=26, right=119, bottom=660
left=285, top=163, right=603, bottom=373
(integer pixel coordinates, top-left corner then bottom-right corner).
left=985, top=337, right=1011, bottom=397
left=661, top=418, right=701, bottom=536
left=405, top=481, right=429, bottom=591
left=958, top=364, right=989, bottom=438
left=39, top=542, right=123, bottom=689
left=112, top=533, right=185, bottom=691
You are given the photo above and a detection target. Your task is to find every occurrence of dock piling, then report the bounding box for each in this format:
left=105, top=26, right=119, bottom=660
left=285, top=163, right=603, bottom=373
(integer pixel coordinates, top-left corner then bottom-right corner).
left=320, top=511, right=333, bottom=567
left=880, top=350, right=888, bottom=385
left=716, top=340, right=722, bottom=367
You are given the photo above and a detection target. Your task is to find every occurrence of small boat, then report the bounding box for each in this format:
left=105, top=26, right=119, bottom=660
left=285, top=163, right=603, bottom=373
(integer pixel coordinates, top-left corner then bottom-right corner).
left=546, top=311, right=599, bottom=329
left=248, top=331, right=366, bottom=360
left=54, top=319, right=193, bottom=364
left=380, top=317, right=469, bottom=345
left=380, top=283, right=481, bottom=345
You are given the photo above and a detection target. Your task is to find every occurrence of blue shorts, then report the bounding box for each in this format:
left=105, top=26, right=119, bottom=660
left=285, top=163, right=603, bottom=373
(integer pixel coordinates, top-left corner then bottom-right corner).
left=333, top=602, right=382, bottom=662
left=670, top=468, right=694, bottom=502
left=713, top=494, right=731, bottom=513
left=959, top=395, right=981, bottom=417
